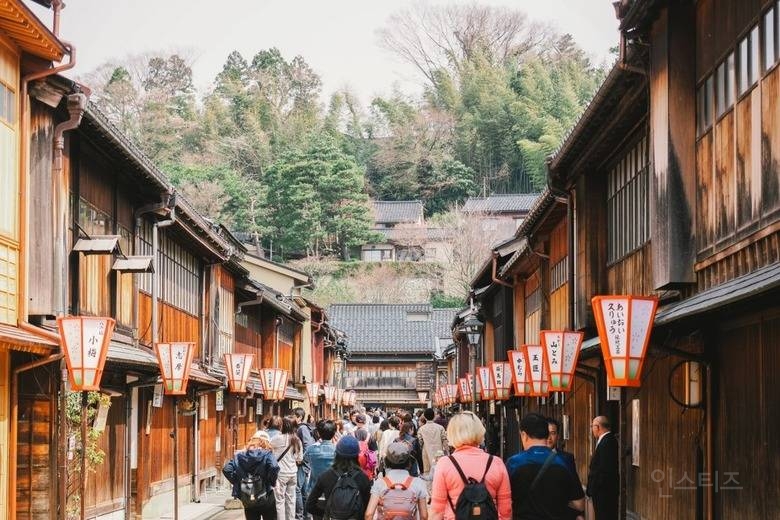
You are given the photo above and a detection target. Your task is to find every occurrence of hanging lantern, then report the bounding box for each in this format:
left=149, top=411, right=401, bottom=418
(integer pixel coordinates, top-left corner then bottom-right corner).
left=490, top=362, right=512, bottom=400
left=57, top=316, right=116, bottom=391
left=335, top=388, right=345, bottom=407
left=447, top=383, right=458, bottom=405
left=417, top=390, right=428, bottom=404
left=341, top=388, right=351, bottom=406
left=154, top=341, right=196, bottom=395
left=223, top=353, right=254, bottom=393
left=592, top=295, right=659, bottom=387
left=324, top=384, right=335, bottom=404
left=261, top=368, right=289, bottom=401
left=348, top=389, right=357, bottom=407
left=524, top=344, right=550, bottom=397
left=509, top=348, right=530, bottom=396
left=458, top=377, right=472, bottom=402
left=477, top=366, right=495, bottom=400
left=540, top=330, right=584, bottom=392
left=306, top=382, right=320, bottom=401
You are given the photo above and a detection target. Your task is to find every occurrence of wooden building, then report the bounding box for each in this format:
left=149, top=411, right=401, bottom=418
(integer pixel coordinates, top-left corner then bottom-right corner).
left=463, top=1, right=780, bottom=518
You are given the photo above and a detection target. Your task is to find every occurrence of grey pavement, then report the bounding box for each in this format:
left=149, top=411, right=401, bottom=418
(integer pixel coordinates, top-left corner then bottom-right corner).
left=160, top=485, right=244, bottom=520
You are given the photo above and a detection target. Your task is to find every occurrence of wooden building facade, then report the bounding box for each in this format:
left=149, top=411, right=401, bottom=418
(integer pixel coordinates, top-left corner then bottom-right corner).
left=461, top=1, right=780, bottom=518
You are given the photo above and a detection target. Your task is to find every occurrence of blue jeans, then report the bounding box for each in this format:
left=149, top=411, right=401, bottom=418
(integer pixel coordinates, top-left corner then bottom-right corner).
left=295, top=464, right=310, bottom=520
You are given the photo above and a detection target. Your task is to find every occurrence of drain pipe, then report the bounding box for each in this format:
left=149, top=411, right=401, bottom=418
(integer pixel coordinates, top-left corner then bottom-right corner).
left=9, top=352, right=64, bottom=519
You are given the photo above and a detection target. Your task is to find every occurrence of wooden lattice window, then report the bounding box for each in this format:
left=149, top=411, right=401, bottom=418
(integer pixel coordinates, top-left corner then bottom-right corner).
left=607, top=134, right=650, bottom=263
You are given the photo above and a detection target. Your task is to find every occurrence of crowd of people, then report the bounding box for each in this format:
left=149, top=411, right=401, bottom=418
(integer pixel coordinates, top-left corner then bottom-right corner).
left=223, top=406, right=618, bottom=520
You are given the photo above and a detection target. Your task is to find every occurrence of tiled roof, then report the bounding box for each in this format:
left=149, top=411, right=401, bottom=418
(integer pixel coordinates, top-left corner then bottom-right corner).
left=462, top=194, right=540, bottom=214
left=328, top=304, right=457, bottom=354
left=373, top=227, right=453, bottom=242
left=373, top=201, right=423, bottom=224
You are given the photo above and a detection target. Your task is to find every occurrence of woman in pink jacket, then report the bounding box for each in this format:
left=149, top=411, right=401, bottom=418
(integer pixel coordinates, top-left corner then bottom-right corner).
left=429, top=411, right=512, bottom=520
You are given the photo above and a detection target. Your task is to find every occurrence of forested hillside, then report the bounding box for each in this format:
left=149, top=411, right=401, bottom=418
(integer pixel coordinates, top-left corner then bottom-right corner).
left=80, top=4, right=607, bottom=261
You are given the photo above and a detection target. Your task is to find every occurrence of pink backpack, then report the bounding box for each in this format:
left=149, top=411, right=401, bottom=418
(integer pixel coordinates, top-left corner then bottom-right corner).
left=358, top=440, right=378, bottom=478
left=377, top=476, right=418, bottom=520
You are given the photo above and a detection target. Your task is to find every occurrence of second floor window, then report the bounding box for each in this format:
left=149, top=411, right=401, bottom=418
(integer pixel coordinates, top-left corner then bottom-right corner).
left=607, top=134, right=650, bottom=264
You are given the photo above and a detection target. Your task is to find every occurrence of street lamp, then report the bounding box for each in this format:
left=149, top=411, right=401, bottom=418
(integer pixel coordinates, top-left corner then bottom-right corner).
left=261, top=367, right=290, bottom=414
left=155, top=341, right=196, bottom=520
left=458, top=312, right=483, bottom=412
left=57, top=316, right=116, bottom=520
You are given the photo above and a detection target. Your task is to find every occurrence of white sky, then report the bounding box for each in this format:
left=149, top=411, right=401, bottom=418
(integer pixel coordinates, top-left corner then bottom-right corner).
left=30, top=0, right=619, bottom=104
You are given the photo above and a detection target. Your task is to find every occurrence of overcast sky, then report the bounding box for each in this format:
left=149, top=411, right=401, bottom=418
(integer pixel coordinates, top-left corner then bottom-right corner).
left=30, top=0, right=619, bottom=103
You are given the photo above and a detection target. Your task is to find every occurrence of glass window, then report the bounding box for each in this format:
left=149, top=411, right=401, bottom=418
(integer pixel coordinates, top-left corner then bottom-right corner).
left=751, top=26, right=761, bottom=83
left=765, top=7, right=777, bottom=70
left=726, top=52, right=735, bottom=107
left=0, top=83, right=14, bottom=125
left=705, top=75, right=713, bottom=126
left=738, top=36, right=750, bottom=94
left=716, top=61, right=726, bottom=116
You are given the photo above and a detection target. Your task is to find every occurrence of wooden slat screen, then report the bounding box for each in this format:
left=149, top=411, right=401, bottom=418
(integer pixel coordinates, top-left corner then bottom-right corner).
left=607, top=134, right=650, bottom=263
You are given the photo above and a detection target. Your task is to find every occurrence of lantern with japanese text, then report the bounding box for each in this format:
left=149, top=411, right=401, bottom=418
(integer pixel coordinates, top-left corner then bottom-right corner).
left=477, top=366, right=496, bottom=400
left=57, top=316, right=116, bottom=391
left=306, top=382, right=320, bottom=402
left=261, top=368, right=289, bottom=401
left=592, top=295, right=658, bottom=387
left=335, top=388, right=345, bottom=407
left=523, top=344, right=550, bottom=396
left=154, top=342, right=195, bottom=395
left=490, top=362, right=512, bottom=400
left=540, top=330, right=584, bottom=392
left=417, top=390, right=428, bottom=404
left=324, top=384, right=336, bottom=405
left=458, top=377, right=472, bottom=402
left=509, top=348, right=530, bottom=396
left=223, top=353, right=254, bottom=393
left=447, top=383, right=458, bottom=405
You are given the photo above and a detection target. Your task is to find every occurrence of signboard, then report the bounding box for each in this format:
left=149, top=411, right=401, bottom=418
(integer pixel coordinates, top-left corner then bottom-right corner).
left=216, top=389, right=224, bottom=411
left=152, top=384, right=163, bottom=408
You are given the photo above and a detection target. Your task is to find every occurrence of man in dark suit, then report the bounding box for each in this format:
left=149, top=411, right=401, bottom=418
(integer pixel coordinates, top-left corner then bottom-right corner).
left=547, top=417, right=585, bottom=520
left=587, top=416, right=619, bottom=520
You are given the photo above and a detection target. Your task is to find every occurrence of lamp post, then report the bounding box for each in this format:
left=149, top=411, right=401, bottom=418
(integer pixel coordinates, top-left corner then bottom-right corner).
left=261, top=367, right=290, bottom=414
left=57, top=316, right=116, bottom=520
left=155, top=341, right=196, bottom=520
left=458, top=313, right=483, bottom=412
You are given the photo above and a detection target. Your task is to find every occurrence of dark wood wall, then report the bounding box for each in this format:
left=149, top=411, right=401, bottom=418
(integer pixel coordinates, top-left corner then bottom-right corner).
left=85, top=395, right=126, bottom=516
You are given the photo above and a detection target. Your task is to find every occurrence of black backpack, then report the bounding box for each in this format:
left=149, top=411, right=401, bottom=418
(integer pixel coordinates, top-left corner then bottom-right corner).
left=232, top=455, right=272, bottom=509
left=446, top=455, right=498, bottom=520
left=324, top=469, right=364, bottom=520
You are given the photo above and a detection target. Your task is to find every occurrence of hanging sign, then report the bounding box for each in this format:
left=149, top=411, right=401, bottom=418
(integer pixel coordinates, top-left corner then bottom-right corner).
left=152, top=383, right=164, bottom=408
left=592, top=295, right=658, bottom=387
left=540, top=330, right=584, bottom=392
left=216, top=389, right=224, bottom=411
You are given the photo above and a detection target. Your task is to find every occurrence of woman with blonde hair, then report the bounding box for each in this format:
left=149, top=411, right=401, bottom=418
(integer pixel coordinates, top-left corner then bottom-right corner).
left=223, top=430, right=280, bottom=519
left=429, top=411, right=512, bottom=520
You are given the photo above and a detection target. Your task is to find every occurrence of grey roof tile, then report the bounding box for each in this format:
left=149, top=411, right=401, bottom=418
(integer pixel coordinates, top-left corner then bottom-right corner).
left=372, top=201, right=424, bottom=224
left=328, top=304, right=457, bottom=354
left=462, top=194, right=541, bottom=214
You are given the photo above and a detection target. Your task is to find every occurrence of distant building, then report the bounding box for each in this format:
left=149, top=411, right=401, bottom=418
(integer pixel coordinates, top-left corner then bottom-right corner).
left=328, top=304, right=457, bottom=409
left=361, top=201, right=450, bottom=262
left=461, top=193, right=540, bottom=242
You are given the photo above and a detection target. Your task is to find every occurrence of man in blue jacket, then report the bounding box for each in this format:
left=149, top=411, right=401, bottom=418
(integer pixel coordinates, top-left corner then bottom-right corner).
left=302, top=420, right=337, bottom=498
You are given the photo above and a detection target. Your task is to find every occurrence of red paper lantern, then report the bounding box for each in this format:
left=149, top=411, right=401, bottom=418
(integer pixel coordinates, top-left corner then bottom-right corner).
left=509, top=348, right=530, bottom=396
left=540, top=330, right=584, bottom=392
left=592, top=295, right=658, bottom=387
left=324, top=384, right=336, bottom=404
left=447, top=384, right=458, bottom=405
left=306, top=382, right=320, bottom=401
left=57, top=316, right=116, bottom=391
left=155, top=342, right=196, bottom=395
left=523, top=344, right=550, bottom=397
left=458, top=377, right=472, bottom=402
left=490, top=362, right=512, bottom=400
left=223, top=353, right=254, bottom=393
left=335, top=388, right=345, bottom=406
left=261, top=368, right=289, bottom=401
left=477, top=366, right=496, bottom=400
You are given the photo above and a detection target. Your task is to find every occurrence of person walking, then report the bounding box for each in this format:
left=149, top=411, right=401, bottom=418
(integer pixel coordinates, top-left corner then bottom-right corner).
left=303, top=420, right=338, bottom=502
left=270, top=416, right=303, bottom=520
left=506, top=413, right=585, bottom=520
left=429, top=411, right=512, bottom=520
left=587, top=416, right=619, bottom=520
left=294, top=408, right=316, bottom=520
left=363, top=441, right=428, bottom=520
left=417, top=408, right=448, bottom=495
left=223, top=430, right=280, bottom=520
left=306, top=436, right=372, bottom=520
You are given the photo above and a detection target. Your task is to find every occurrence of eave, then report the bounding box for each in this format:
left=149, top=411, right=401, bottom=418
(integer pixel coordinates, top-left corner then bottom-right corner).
left=0, top=0, right=66, bottom=61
